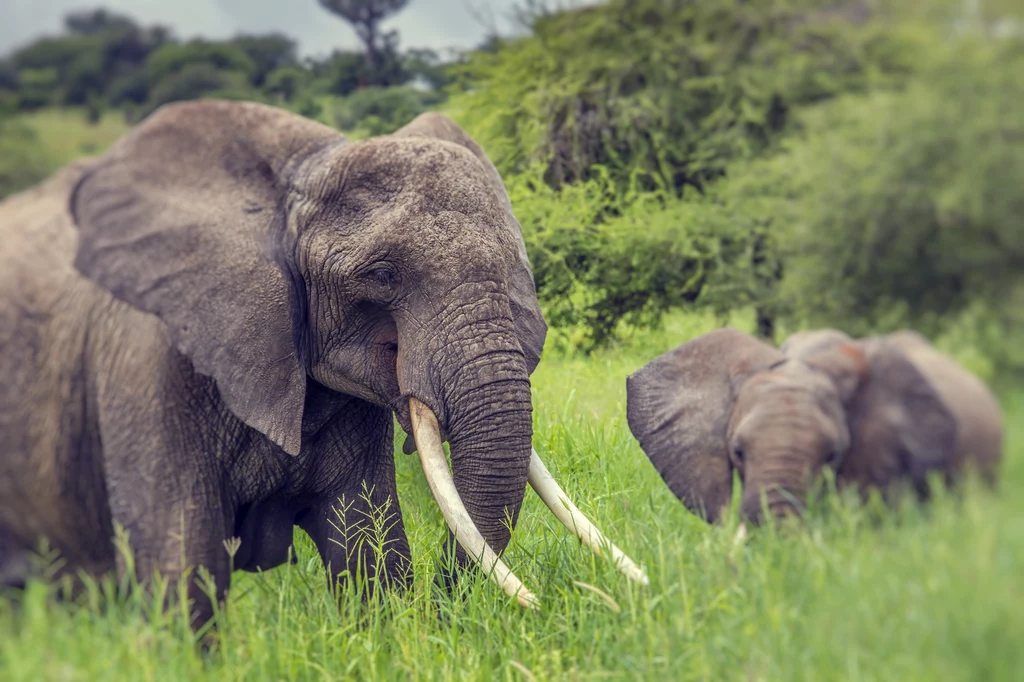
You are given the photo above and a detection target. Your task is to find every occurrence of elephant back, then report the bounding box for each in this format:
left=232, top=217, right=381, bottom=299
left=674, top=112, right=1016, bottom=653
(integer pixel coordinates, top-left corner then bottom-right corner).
left=886, top=332, right=1003, bottom=481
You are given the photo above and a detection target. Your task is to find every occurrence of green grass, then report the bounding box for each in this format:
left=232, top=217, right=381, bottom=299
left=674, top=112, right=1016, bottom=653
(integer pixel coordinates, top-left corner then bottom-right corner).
left=1, top=311, right=1020, bottom=681
left=0, top=108, right=129, bottom=201
left=17, top=108, right=129, bottom=167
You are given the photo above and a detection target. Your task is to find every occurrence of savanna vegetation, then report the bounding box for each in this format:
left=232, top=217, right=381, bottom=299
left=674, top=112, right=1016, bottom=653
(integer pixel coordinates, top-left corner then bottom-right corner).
left=0, top=1, right=1021, bottom=679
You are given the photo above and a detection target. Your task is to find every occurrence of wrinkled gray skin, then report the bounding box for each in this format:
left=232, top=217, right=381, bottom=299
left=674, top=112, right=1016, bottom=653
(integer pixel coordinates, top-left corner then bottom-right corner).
left=0, top=100, right=547, bottom=627
left=626, top=328, right=1002, bottom=524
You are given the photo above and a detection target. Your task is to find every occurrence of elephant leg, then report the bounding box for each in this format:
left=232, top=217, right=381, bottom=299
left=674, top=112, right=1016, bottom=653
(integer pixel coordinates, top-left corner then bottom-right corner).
left=299, top=403, right=412, bottom=600
left=107, top=483, right=232, bottom=630
left=96, top=372, right=234, bottom=630
left=303, top=459, right=412, bottom=599
left=0, top=528, right=30, bottom=588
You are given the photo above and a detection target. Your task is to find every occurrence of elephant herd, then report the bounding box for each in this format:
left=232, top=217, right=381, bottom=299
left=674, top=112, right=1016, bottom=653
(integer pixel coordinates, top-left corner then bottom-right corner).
left=0, top=101, right=1003, bottom=626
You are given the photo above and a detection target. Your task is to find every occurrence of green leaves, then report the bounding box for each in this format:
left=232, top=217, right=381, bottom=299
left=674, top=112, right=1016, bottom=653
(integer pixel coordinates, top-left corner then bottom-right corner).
left=442, top=0, right=939, bottom=351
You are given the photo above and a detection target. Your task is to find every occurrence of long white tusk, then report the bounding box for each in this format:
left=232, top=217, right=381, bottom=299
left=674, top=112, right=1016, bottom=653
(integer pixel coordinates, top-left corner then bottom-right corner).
left=528, top=449, right=649, bottom=586
left=408, top=398, right=539, bottom=609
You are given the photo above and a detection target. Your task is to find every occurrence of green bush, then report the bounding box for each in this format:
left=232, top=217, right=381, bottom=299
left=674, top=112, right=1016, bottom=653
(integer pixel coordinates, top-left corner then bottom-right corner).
left=232, top=34, right=298, bottom=87
left=263, top=66, right=308, bottom=103
left=137, top=64, right=256, bottom=120
left=0, top=118, right=51, bottom=201
left=440, top=0, right=944, bottom=350
left=62, top=50, right=106, bottom=105
left=722, top=35, right=1024, bottom=366
left=507, top=166, right=778, bottom=351
left=145, top=42, right=256, bottom=86
left=333, top=86, right=444, bottom=136
left=106, top=70, right=150, bottom=106
left=448, top=0, right=932, bottom=198
left=12, top=68, right=61, bottom=110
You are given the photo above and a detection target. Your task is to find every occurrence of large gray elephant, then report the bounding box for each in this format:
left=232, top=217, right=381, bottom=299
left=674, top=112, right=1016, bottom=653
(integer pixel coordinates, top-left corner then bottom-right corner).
left=0, top=100, right=645, bottom=625
left=626, top=327, right=1003, bottom=523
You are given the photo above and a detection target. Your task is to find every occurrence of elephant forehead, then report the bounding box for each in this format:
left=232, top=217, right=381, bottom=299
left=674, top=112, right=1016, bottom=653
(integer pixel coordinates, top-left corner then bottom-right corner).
left=303, top=137, right=502, bottom=215
left=301, top=203, right=515, bottom=276
left=739, top=367, right=837, bottom=405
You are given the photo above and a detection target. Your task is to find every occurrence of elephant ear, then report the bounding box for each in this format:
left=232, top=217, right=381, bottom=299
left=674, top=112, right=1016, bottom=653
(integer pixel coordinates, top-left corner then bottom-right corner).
left=391, top=113, right=547, bottom=374
left=626, top=328, right=785, bottom=522
left=71, top=100, right=342, bottom=456
left=806, top=339, right=958, bottom=490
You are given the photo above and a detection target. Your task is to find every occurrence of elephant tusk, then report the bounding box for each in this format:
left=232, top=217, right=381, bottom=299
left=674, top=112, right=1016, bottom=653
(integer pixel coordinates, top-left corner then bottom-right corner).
left=528, top=449, right=649, bottom=586
left=408, top=397, right=539, bottom=609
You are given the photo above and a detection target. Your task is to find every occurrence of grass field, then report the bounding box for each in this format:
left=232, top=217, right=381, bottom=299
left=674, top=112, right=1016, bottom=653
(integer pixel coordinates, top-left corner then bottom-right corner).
left=0, top=311, right=1020, bottom=681
left=17, top=108, right=130, bottom=167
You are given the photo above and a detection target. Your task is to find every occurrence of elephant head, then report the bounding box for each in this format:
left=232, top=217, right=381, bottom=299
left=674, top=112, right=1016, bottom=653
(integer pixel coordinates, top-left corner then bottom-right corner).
left=626, top=328, right=957, bottom=523
left=70, top=100, right=645, bottom=604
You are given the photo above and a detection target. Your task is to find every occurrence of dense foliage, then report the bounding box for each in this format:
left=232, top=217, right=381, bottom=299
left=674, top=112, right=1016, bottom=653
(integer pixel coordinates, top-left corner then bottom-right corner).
left=0, top=7, right=450, bottom=123
left=449, top=0, right=939, bottom=194
left=447, top=0, right=950, bottom=349
left=708, top=35, right=1024, bottom=370
left=1, top=0, right=1020, bottom=366
left=0, top=113, right=49, bottom=200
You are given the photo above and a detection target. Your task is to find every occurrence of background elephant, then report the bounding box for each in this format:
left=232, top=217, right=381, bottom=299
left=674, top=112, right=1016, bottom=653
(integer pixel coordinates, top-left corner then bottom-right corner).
left=626, top=327, right=1003, bottom=523
left=0, top=100, right=641, bottom=626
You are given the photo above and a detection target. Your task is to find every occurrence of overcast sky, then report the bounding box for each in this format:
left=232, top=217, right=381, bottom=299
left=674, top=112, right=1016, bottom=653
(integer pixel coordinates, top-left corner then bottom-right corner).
left=0, top=0, right=557, bottom=58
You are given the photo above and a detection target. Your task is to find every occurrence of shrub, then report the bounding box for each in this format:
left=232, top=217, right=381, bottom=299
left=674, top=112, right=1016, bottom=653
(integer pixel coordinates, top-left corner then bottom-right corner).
left=106, top=70, right=150, bottom=106
left=333, top=86, right=444, bottom=136
left=507, top=167, right=777, bottom=351
left=264, top=66, right=308, bottom=103
left=232, top=34, right=299, bottom=87
left=145, top=42, right=256, bottom=87
left=439, top=0, right=944, bottom=349
left=0, top=119, right=51, bottom=201
left=448, top=0, right=932, bottom=198
left=137, top=64, right=256, bottom=119
left=12, top=68, right=60, bottom=110
left=722, top=35, right=1024, bottom=364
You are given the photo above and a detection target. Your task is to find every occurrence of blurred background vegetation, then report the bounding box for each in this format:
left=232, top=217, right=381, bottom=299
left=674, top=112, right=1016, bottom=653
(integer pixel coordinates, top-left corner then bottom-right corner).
left=1, top=0, right=1021, bottom=377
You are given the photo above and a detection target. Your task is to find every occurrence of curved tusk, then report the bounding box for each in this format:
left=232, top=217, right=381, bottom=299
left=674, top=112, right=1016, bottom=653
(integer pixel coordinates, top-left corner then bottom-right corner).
left=408, top=397, right=539, bottom=609
left=528, top=449, right=649, bottom=586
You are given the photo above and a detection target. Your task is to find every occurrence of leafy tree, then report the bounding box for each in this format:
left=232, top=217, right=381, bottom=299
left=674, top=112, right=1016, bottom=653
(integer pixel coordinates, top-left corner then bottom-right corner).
left=449, top=0, right=929, bottom=197
left=309, top=48, right=406, bottom=95
left=333, top=85, right=444, bottom=135
left=0, top=62, right=18, bottom=91
left=233, top=34, right=298, bottom=86
left=140, top=63, right=255, bottom=118
left=5, top=10, right=169, bottom=110
left=64, top=8, right=137, bottom=36
left=721, top=34, right=1024, bottom=361
left=0, top=115, right=50, bottom=201
left=107, top=69, right=150, bottom=106
left=402, top=48, right=453, bottom=90
left=62, top=49, right=107, bottom=105
left=145, top=41, right=256, bottom=85
left=445, top=0, right=937, bottom=348
left=317, top=0, right=410, bottom=75
left=264, top=66, right=308, bottom=102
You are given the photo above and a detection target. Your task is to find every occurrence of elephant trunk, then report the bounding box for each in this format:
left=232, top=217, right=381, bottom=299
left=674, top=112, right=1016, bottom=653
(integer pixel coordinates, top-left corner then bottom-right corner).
left=441, top=341, right=533, bottom=563
left=741, top=451, right=812, bottom=523
left=398, top=290, right=533, bottom=583
left=401, top=288, right=648, bottom=607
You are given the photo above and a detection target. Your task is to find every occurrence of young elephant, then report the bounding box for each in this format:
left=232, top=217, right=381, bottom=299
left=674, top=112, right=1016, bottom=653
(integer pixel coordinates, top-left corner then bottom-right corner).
left=626, top=328, right=1003, bottom=523
left=0, top=100, right=645, bottom=626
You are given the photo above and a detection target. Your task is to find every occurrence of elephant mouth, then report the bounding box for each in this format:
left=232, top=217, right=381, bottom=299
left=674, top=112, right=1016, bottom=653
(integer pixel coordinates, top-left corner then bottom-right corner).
left=407, top=397, right=649, bottom=608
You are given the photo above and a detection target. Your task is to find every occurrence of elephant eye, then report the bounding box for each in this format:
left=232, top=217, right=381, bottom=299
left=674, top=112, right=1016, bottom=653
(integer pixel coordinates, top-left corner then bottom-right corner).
left=731, top=446, right=745, bottom=467
left=361, top=263, right=399, bottom=297
left=369, top=267, right=395, bottom=287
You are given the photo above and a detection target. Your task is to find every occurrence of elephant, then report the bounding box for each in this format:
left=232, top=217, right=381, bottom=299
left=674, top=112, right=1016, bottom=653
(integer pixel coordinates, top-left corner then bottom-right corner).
left=625, top=327, right=1003, bottom=524
left=0, top=100, right=646, bottom=627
